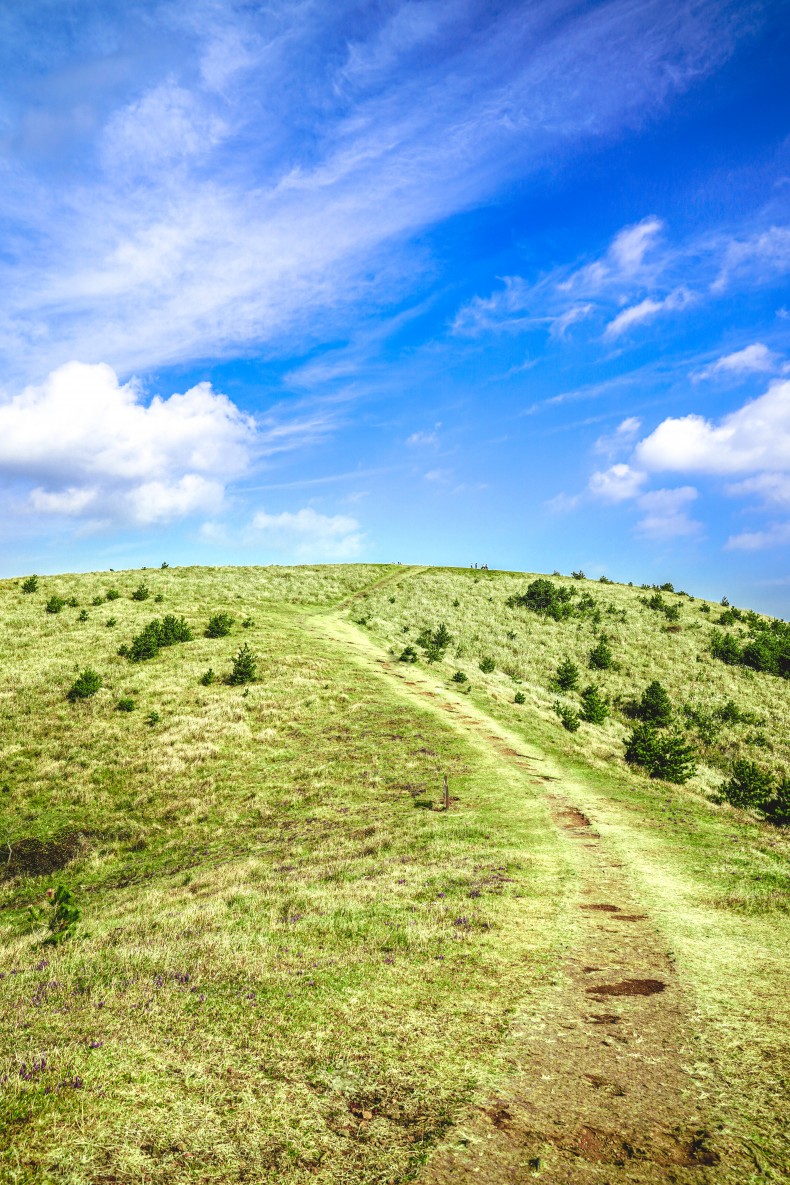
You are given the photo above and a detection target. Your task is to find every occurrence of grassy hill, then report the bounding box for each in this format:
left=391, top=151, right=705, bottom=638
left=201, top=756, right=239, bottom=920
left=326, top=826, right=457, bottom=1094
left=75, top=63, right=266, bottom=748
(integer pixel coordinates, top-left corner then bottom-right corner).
left=1, top=563, right=789, bottom=1184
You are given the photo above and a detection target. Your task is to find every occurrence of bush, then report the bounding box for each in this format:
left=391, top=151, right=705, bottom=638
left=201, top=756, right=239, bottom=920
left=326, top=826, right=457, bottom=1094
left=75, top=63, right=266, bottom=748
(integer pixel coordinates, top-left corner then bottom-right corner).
left=200, top=668, right=216, bottom=686
left=154, top=593, right=165, bottom=603
left=45, top=595, right=65, bottom=614
left=399, top=646, right=417, bottom=663
left=205, top=613, right=234, bottom=638
left=508, top=578, right=575, bottom=621
left=479, top=656, right=496, bottom=674
left=146, top=710, right=160, bottom=727
left=638, top=680, right=673, bottom=727
left=763, top=780, right=790, bottom=827
left=451, top=670, right=468, bottom=683
left=67, top=669, right=102, bottom=702
left=92, top=596, right=104, bottom=606
left=580, top=685, right=609, bottom=724
left=21, top=575, right=38, bottom=594
left=105, top=617, right=116, bottom=628
left=416, top=623, right=453, bottom=660
left=554, top=701, right=580, bottom=732
left=106, top=589, right=120, bottom=601
left=131, top=583, right=150, bottom=601
left=719, top=760, right=774, bottom=810
left=228, top=643, right=257, bottom=685
left=242, top=617, right=255, bottom=629
left=66, top=596, right=79, bottom=608
left=78, top=609, right=89, bottom=622
left=625, top=723, right=696, bottom=783
left=554, top=656, right=579, bottom=692
left=710, top=630, right=742, bottom=664
left=514, top=691, right=525, bottom=705
left=588, top=636, right=613, bottom=670
left=571, top=570, right=586, bottom=580
left=123, top=615, right=193, bottom=662
left=116, top=698, right=135, bottom=712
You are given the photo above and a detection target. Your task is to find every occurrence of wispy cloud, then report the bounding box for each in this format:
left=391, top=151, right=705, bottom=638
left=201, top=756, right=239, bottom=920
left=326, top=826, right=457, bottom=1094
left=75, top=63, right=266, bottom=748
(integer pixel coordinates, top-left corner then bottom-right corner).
left=693, top=342, right=784, bottom=380
left=604, top=287, right=693, bottom=339
left=0, top=0, right=750, bottom=381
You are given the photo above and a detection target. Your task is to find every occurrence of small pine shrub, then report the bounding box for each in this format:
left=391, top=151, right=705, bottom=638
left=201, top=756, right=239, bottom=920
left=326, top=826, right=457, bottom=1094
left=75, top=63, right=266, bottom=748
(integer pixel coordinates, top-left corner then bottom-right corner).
left=514, top=691, right=526, bottom=705
left=452, top=598, right=460, bottom=607
left=588, top=636, right=613, bottom=670
left=205, top=613, right=234, bottom=638
left=154, top=593, right=165, bottom=603
left=638, top=681, right=673, bottom=727
left=67, top=669, right=102, bottom=702
left=242, top=617, right=255, bottom=629
left=572, top=570, right=586, bottom=580
left=554, top=701, right=580, bottom=732
left=710, top=630, right=741, bottom=665
left=78, top=609, right=89, bottom=622
left=106, top=589, right=120, bottom=601
left=625, top=724, right=696, bottom=783
left=399, top=646, right=418, bottom=663
left=45, top=595, right=65, bottom=614
left=580, top=685, right=609, bottom=724
left=131, top=583, right=150, bottom=601
left=719, top=760, right=774, bottom=810
left=200, top=668, right=216, bottom=686
left=479, top=656, right=496, bottom=674
left=21, top=575, right=38, bottom=594
left=161, top=561, right=170, bottom=569
left=228, top=643, right=257, bottom=685
left=598, top=575, right=613, bottom=584
left=763, top=780, right=790, bottom=827
left=92, top=596, right=104, bottom=606
left=124, top=616, right=193, bottom=662
left=66, top=596, right=79, bottom=608
left=116, top=698, right=135, bottom=712
left=451, top=670, right=468, bottom=683
left=146, top=710, right=160, bottom=727
left=106, top=617, right=116, bottom=628
left=554, top=656, right=579, bottom=691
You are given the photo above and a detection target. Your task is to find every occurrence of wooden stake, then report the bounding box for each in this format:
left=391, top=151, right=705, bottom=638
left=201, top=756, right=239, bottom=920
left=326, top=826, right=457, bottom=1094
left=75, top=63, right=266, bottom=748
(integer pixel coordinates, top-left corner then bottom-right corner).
left=443, top=773, right=450, bottom=811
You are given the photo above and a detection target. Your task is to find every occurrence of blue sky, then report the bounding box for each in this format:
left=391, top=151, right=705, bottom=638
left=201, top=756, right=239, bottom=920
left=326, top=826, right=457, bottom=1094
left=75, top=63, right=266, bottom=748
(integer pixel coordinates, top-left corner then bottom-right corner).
left=1, top=0, right=789, bottom=612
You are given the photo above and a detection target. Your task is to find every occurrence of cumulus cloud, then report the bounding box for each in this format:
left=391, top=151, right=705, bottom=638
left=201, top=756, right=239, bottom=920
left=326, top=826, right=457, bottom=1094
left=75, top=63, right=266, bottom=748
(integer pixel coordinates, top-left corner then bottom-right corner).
left=694, top=342, right=782, bottom=380
left=249, top=507, right=363, bottom=559
left=588, top=463, right=646, bottom=502
left=0, top=360, right=255, bottom=524
left=635, top=380, right=790, bottom=475
left=604, top=287, right=692, bottom=338
left=635, top=486, right=700, bottom=538
left=726, top=473, right=790, bottom=506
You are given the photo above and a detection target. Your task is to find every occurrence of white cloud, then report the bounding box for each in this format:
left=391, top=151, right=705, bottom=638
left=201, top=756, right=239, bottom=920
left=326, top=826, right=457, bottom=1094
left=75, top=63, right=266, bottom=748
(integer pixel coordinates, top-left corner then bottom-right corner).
left=726, top=522, right=790, bottom=551
left=694, top=342, right=782, bottom=380
left=0, top=1, right=743, bottom=379
left=635, top=485, right=700, bottom=538
left=593, top=416, right=642, bottom=457
left=406, top=429, right=439, bottom=447
left=588, top=463, right=646, bottom=502
left=549, top=304, right=593, bottom=339
left=635, top=380, right=790, bottom=475
left=249, top=507, right=363, bottom=559
left=712, top=226, right=790, bottom=293
left=604, top=287, right=692, bottom=338
left=726, top=473, right=790, bottom=506
left=609, top=217, right=664, bottom=273
left=424, top=467, right=452, bottom=483
left=0, top=360, right=255, bottom=524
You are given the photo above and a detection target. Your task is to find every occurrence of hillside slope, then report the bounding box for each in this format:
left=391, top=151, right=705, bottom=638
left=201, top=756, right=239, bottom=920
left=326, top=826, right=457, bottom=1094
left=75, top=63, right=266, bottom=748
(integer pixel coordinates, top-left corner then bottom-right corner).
left=1, top=563, right=789, bottom=1184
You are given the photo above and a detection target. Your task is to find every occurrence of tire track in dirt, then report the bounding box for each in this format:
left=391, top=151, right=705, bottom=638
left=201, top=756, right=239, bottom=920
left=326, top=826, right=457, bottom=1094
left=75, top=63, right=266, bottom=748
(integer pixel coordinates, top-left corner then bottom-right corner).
left=308, top=615, right=747, bottom=1183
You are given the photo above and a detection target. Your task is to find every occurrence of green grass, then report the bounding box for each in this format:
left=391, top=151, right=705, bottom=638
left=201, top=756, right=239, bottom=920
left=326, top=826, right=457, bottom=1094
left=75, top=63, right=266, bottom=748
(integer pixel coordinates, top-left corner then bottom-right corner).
left=3, top=562, right=790, bottom=1182
left=0, top=565, right=566, bottom=1183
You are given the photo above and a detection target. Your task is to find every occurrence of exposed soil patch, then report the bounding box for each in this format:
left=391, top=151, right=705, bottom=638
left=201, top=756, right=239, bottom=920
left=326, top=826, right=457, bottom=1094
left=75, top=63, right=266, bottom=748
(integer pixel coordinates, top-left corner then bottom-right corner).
left=580, top=903, right=621, bottom=912
left=587, top=978, right=666, bottom=998
left=1, top=832, right=89, bottom=880
left=556, top=807, right=592, bottom=828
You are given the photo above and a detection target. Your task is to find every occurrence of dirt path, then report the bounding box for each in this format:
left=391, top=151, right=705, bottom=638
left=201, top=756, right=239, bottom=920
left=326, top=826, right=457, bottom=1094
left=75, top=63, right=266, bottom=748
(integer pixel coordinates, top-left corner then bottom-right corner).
left=307, top=613, right=747, bottom=1184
